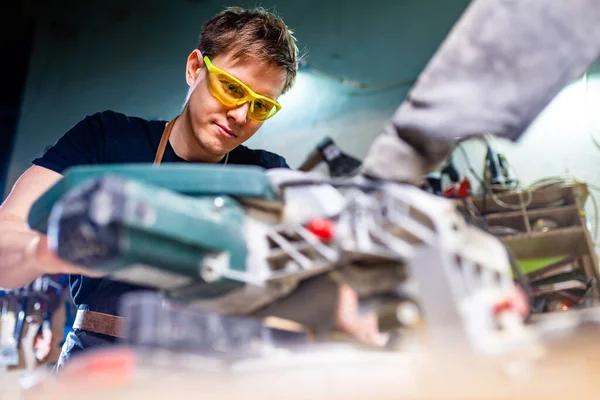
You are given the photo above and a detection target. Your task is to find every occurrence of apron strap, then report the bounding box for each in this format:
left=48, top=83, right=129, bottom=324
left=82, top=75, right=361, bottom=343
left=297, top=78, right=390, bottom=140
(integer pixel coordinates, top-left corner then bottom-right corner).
left=153, top=114, right=179, bottom=166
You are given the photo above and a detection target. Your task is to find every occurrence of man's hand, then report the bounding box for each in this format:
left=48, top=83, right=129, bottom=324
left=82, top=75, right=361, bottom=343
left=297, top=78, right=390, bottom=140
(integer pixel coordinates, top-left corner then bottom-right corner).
left=335, top=284, right=389, bottom=347
left=31, top=235, right=106, bottom=278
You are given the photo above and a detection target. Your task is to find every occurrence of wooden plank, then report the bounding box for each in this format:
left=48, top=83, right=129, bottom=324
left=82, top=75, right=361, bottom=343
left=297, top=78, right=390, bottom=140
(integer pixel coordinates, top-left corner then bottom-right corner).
left=471, top=183, right=588, bottom=215
left=574, top=196, right=600, bottom=299
left=487, top=215, right=527, bottom=235
left=528, top=205, right=580, bottom=231
left=502, top=226, right=588, bottom=259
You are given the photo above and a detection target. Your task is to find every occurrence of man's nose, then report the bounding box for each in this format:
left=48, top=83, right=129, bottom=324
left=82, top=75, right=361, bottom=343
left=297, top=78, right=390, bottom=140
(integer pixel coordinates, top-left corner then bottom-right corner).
left=227, top=101, right=250, bottom=124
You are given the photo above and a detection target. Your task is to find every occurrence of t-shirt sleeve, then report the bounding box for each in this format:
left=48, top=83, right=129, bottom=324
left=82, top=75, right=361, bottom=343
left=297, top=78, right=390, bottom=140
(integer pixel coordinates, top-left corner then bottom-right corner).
left=228, top=145, right=290, bottom=169
left=255, top=149, right=290, bottom=169
left=267, top=154, right=290, bottom=169
left=31, top=112, right=109, bottom=174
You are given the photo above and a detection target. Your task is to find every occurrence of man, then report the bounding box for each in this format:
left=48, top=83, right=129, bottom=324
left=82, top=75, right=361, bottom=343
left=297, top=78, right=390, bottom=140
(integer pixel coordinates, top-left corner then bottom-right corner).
left=0, top=7, right=386, bottom=367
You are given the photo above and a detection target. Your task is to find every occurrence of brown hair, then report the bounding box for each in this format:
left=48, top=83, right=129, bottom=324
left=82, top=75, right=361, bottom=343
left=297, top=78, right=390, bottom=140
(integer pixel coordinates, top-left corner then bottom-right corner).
left=198, top=7, right=300, bottom=94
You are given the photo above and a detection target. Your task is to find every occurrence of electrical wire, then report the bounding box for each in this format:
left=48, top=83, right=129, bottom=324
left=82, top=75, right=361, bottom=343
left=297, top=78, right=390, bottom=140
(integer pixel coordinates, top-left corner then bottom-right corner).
left=591, top=133, right=600, bottom=152
left=480, top=137, right=533, bottom=210
left=487, top=185, right=533, bottom=211
left=458, top=150, right=599, bottom=243
left=456, top=144, right=532, bottom=211
left=456, top=144, right=485, bottom=186
left=456, top=144, right=600, bottom=314
left=526, top=175, right=600, bottom=247
left=455, top=143, right=537, bottom=311
left=455, top=145, right=488, bottom=225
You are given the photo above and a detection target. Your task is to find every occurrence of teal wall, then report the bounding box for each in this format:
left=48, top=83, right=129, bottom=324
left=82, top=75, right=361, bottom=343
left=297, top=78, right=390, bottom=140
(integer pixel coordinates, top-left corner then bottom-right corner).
left=6, top=0, right=470, bottom=195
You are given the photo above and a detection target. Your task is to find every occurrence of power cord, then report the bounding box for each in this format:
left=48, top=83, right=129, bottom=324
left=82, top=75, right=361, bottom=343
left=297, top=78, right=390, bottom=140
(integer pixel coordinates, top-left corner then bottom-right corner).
left=455, top=143, right=535, bottom=310
left=527, top=175, right=600, bottom=247
left=456, top=144, right=532, bottom=212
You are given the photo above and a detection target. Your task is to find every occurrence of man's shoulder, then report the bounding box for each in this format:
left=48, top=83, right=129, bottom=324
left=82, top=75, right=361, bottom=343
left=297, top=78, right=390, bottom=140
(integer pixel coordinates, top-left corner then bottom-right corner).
left=31, top=110, right=166, bottom=172
left=81, top=110, right=163, bottom=134
left=230, top=145, right=289, bottom=169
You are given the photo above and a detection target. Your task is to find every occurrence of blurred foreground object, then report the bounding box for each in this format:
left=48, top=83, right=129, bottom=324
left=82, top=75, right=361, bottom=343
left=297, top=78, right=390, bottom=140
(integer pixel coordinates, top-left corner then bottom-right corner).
left=21, top=308, right=600, bottom=400
left=28, top=164, right=532, bottom=356
left=1, top=275, right=68, bottom=370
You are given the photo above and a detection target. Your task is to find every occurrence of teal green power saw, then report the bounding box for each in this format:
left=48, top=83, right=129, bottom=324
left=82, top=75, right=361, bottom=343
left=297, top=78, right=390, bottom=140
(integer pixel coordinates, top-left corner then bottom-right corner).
left=28, top=163, right=526, bottom=351
left=28, top=164, right=352, bottom=314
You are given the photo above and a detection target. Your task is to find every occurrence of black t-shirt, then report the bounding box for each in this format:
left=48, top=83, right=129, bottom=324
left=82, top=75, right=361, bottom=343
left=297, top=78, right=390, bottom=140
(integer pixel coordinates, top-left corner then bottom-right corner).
left=32, top=110, right=289, bottom=315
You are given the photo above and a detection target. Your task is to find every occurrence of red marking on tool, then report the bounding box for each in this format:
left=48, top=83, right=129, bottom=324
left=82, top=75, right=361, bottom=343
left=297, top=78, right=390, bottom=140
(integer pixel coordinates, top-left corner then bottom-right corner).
left=306, top=218, right=335, bottom=242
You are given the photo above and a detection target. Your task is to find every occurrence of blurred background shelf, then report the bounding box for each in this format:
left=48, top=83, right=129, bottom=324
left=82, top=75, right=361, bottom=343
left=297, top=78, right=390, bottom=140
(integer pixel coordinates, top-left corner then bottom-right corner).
left=469, top=183, right=600, bottom=312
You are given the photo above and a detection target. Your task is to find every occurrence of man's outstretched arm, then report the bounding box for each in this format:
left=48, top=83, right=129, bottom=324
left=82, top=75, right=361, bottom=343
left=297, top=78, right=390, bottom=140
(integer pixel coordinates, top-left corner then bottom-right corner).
left=363, top=0, right=600, bottom=182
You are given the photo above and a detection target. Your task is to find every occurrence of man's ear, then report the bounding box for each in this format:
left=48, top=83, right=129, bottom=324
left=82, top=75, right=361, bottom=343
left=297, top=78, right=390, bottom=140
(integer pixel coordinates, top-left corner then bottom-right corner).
left=186, top=49, right=205, bottom=87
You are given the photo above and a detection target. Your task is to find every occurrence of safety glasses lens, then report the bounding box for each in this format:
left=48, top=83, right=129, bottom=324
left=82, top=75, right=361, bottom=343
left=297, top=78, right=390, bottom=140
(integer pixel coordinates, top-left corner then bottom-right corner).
left=251, top=99, right=278, bottom=120
left=208, top=73, right=246, bottom=105
left=206, top=65, right=280, bottom=121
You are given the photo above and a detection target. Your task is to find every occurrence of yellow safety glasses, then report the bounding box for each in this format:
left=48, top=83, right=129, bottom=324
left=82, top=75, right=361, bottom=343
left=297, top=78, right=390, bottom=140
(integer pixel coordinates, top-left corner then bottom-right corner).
left=204, top=56, right=282, bottom=121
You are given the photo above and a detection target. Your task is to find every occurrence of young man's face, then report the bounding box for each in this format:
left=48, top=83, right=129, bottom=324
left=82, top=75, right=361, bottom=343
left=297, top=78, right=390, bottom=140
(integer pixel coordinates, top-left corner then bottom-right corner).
left=182, top=49, right=287, bottom=161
